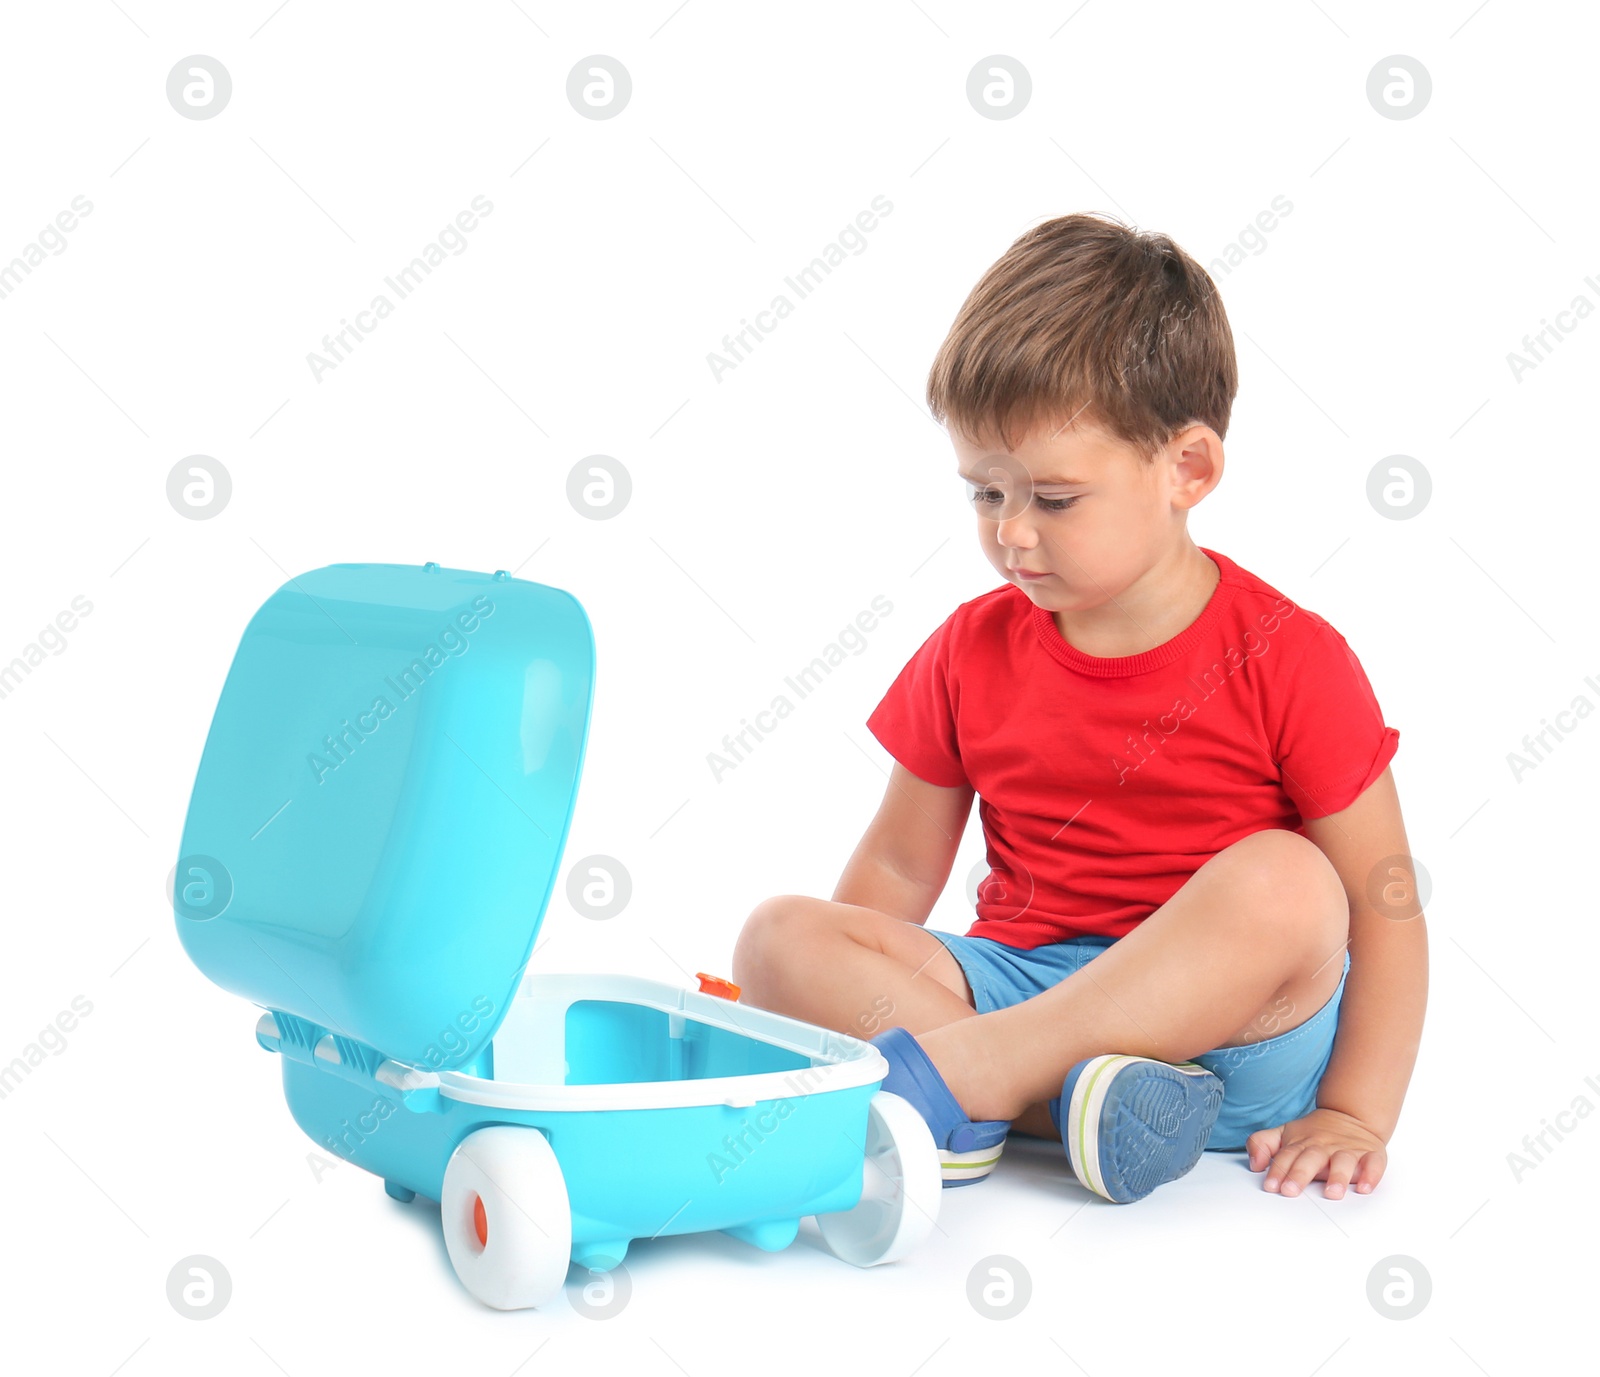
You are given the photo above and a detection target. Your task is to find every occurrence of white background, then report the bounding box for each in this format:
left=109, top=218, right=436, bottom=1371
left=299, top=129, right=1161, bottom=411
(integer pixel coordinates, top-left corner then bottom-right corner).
left=1, top=2, right=1595, bottom=1373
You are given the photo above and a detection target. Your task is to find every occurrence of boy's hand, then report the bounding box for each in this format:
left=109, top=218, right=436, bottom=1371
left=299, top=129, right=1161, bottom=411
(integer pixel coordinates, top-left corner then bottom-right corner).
left=1246, top=1107, right=1387, bottom=1198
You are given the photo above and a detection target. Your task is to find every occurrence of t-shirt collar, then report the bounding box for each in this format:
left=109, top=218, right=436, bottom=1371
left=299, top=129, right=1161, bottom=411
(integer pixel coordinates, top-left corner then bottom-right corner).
left=1029, top=547, right=1238, bottom=678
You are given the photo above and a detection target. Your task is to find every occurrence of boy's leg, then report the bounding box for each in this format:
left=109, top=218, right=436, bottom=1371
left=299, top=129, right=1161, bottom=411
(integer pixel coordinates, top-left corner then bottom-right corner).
left=917, top=827, right=1351, bottom=1123
left=731, top=896, right=981, bottom=1039
left=733, top=827, right=1348, bottom=1135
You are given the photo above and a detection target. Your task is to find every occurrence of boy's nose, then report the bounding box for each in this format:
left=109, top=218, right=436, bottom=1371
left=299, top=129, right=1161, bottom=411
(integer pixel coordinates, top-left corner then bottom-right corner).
left=994, top=514, right=1038, bottom=548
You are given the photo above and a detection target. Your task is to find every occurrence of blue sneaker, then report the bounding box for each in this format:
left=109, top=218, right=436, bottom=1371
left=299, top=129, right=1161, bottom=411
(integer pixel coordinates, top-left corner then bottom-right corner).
left=1049, top=1055, right=1223, bottom=1203
left=868, top=1027, right=1010, bottom=1187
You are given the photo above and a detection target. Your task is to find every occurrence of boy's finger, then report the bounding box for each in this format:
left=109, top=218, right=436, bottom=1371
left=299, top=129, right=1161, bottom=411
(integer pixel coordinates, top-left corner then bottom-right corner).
left=1278, top=1146, right=1328, bottom=1197
left=1262, top=1142, right=1305, bottom=1192
left=1353, top=1150, right=1387, bottom=1193
left=1246, top=1127, right=1282, bottom=1170
left=1323, top=1149, right=1361, bottom=1199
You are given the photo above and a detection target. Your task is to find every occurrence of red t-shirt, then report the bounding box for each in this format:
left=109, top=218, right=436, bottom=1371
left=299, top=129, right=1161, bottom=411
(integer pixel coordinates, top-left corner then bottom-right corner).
left=865, top=547, right=1400, bottom=947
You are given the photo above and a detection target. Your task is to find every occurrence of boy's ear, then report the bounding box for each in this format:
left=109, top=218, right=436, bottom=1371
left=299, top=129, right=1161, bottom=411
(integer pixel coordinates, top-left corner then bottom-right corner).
left=1168, top=425, right=1222, bottom=507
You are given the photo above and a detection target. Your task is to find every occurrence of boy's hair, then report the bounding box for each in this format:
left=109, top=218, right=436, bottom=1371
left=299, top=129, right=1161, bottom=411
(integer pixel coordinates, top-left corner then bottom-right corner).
left=926, top=213, right=1238, bottom=461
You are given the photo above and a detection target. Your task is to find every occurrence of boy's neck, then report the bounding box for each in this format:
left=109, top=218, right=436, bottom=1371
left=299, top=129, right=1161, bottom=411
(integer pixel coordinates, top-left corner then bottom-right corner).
left=1051, top=542, right=1220, bottom=660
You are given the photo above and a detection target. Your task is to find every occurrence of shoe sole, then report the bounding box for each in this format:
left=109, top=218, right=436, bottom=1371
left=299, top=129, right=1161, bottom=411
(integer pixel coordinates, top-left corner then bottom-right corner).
left=1064, top=1055, right=1222, bottom=1203
left=939, top=1138, right=1007, bottom=1187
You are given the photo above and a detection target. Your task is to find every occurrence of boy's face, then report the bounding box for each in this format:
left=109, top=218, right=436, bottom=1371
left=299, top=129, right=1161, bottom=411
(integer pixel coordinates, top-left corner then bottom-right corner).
left=953, top=415, right=1214, bottom=610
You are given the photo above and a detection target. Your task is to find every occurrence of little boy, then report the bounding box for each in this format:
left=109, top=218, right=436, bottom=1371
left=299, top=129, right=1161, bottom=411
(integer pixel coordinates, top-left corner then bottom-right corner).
left=731, top=213, right=1425, bottom=1204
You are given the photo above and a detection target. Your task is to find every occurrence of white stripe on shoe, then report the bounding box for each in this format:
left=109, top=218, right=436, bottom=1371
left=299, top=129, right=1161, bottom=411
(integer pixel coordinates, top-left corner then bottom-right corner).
left=1066, top=1056, right=1216, bottom=1201
left=940, top=1137, right=1007, bottom=1183
left=1067, top=1054, right=1135, bottom=1199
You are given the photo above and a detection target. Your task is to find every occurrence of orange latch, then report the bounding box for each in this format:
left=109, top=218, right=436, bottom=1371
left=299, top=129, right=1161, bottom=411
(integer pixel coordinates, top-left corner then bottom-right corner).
left=696, top=971, right=741, bottom=1001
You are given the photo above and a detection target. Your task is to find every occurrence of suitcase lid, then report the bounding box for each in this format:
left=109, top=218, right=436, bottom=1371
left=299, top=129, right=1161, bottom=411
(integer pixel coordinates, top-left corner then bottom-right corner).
left=173, top=562, right=594, bottom=1071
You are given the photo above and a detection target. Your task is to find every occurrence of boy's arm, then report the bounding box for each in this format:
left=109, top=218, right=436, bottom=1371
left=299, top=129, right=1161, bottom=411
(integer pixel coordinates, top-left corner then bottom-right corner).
left=1251, top=765, right=1427, bottom=1196
left=1302, top=765, right=1427, bottom=1138
left=832, top=762, right=975, bottom=926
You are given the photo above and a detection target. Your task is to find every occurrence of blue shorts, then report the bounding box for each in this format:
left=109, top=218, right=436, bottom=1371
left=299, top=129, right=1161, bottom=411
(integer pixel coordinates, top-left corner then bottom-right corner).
left=926, top=929, right=1351, bottom=1151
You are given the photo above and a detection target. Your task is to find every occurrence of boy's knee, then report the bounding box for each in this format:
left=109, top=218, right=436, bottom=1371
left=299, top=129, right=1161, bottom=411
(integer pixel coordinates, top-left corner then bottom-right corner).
left=739, top=894, right=811, bottom=942
left=1222, top=829, right=1347, bottom=944
left=731, top=894, right=817, bottom=988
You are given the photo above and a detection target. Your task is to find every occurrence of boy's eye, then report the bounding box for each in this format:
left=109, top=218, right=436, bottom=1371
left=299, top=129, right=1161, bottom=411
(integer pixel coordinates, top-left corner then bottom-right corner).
left=965, top=485, right=1080, bottom=514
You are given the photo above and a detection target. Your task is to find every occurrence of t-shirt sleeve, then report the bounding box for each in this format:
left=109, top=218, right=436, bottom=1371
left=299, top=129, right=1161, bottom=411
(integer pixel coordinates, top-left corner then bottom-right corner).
left=1271, top=619, right=1400, bottom=820
left=866, top=614, right=971, bottom=789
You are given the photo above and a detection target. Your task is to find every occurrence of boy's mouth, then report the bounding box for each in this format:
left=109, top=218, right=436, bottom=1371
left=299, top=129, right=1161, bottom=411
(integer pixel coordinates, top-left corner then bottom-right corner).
left=1010, top=567, right=1052, bottom=580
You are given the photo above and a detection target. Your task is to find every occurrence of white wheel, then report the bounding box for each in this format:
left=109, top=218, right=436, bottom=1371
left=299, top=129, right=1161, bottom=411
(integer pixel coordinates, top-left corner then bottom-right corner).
left=816, top=1090, right=941, bottom=1267
left=442, top=1126, right=572, bottom=1310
